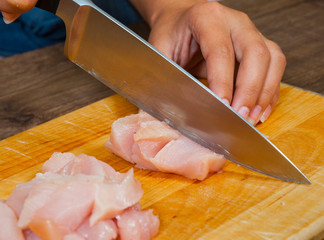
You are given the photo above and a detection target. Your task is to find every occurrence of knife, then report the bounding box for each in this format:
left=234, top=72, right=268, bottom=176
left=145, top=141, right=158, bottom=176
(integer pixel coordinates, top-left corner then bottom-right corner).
left=35, top=0, right=310, bottom=184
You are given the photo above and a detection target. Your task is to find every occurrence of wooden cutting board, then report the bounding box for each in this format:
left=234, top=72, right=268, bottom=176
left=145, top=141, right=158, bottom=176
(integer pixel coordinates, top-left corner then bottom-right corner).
left=0, top=83, right=323, bottom=239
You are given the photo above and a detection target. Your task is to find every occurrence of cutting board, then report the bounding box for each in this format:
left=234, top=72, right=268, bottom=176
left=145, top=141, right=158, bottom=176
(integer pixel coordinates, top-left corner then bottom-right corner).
left=1, top=83, right=323, bottom=239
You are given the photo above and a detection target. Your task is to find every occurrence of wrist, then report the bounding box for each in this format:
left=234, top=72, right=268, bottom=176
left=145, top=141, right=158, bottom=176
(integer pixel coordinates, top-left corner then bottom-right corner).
left=153, top=0, right=207, bottom=27
left=129, top=0, right=205, bottom=28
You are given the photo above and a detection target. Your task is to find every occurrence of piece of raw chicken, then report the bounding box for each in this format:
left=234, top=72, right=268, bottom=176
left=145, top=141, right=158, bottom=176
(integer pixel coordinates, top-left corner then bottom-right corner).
left=106, top=110, right=227, bottom=180
left=0, top=201, right=24, bottom=240
left=1, top=152, right=159, bottom=240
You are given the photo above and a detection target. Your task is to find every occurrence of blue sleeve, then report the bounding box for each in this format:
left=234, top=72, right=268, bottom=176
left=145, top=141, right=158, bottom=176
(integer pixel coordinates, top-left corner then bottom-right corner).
left=0, top=0, right=143, bottom=57
left=93, top=0, right=143, bottom=26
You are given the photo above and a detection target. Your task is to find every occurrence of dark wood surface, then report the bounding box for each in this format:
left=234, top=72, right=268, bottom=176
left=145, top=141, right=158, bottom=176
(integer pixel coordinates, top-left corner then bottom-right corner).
left=0, top=0, right=323, bottom=141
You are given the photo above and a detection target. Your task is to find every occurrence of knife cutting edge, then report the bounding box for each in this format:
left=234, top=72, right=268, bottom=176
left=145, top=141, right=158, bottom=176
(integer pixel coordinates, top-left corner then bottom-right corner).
left=35, top=0, right=310, bottom=184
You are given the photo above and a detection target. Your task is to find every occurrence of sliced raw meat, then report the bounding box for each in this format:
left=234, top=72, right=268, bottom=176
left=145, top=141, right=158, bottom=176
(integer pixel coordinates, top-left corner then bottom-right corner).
left=77, top=218, right=117, bottom=240
left=0, top=201, right=24, bottom=240
left=18, top=178, right=58, bottom=229
left=42, top=153, right=119, bottom=180
left=90, top=168, right=143, bottom=225
left=106, top=111, right=227, bottom=180
left=117, top=206, right=160, bottom=240
left=42, top=152, right=76, bottom=174
left=152, top=136, right=227, bottom=180
left=74, top=154, right=119, bottom=180
left=6, top=179, right=36, bottom=217
left=63, top=233, right=85, bottom=240
left=4, top=152, right=159, bottom=240
left=134, top=120, right=180, bottom=142
left=130, top=120, right=181, bottom=170
left=28, top=174, right=97, bottom=239
left=105, top=114, right=140, bottom=163
left=24, top=230, right=41, bottom=240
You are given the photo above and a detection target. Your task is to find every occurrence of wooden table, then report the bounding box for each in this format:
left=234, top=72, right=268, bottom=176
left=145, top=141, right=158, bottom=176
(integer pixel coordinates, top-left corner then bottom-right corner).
left=0, top=0, right=323, bottom=140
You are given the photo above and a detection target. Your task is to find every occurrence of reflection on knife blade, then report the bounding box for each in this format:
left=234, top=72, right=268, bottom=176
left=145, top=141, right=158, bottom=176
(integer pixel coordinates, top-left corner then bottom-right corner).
left=48, top=0, right=310, bottom=184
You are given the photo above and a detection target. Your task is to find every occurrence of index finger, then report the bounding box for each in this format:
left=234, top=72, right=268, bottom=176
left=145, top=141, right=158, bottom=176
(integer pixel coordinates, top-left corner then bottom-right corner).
left=230, top=29, right=271, bottom=122
left=192, top=19, right=235, bottom=105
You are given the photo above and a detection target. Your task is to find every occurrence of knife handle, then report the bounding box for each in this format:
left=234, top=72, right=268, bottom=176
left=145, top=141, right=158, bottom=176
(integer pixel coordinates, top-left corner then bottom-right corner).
left=36, top=0, right=60, bottom=14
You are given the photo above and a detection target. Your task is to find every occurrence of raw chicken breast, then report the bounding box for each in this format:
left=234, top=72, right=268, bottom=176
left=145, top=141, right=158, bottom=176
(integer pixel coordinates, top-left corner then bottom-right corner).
left=4, top=152, right=159, bottom=240
left=18, top=178, right=58, bottom=229
left=152, top=136, right=226, bottom=180
left=63, top=233, right=85, bottom=240
left=117, top=206, right=160, bottom=240
left=0, top=201, right=24, bottom=240
left=77, top=218, right=117, bottom=240
left=42, top=152, right=76, bottom=174
left=24, top=230, right=41, bottom=240
left=28, top=174, right=97, bottom=240
left=106, top=111, right=227, bottom=180
left=106, top=114, right=140, bottom=163
left=43, top=152, right=119, bottom=180
left=90, top=168, right=143, bottom=225
left=6, top=179, right=36, bottom=217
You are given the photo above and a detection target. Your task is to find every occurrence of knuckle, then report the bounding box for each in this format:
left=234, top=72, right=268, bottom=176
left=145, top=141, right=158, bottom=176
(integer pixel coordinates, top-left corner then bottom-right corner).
left=276, top=51, right=287, bottom=67
left=193, top=2, right=231, bottom=20
left=261, top=88, right=275, bottom=101
left=191, top=1, right=220, bottom=15
left=216, top=45, right=234, bottom=60
left=209, top=77, right=233, bottom=98
left=240, top=85, right=259, bottom=99
left=252, top=42, right=270, bottom=59
left=218, top=83, right=234, bottom=98
left=237, top=11, right=253, bottom=25
left=238, top=11, right=249, bottom=20
left=267, top=41, right=287, bottom=66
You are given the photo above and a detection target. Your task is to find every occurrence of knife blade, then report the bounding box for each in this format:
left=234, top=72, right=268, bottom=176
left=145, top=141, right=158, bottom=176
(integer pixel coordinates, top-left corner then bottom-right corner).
left=36, top=0, right=310, bottom=184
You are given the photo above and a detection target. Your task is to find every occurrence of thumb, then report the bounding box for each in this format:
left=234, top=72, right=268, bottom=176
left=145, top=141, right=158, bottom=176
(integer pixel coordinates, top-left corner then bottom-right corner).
left=2, top=11, right=20, bottom=24
left=0, top=0, right=38, bottom=23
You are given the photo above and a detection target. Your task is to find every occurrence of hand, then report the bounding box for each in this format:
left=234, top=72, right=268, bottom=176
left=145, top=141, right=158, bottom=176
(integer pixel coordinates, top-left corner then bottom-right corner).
left=0, top=0, right=37, bottom=23
left=146, top=1, right=286, bottom=125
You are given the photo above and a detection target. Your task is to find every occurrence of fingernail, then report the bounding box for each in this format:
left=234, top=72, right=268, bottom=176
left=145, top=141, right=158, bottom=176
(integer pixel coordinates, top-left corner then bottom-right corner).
left=247, top=105, right=262, bottom=125
left=260, top=105, right=272, bottom=123
left=222, top=98, right=230, bottom=106
left=237, top=106, right=250, bottom=119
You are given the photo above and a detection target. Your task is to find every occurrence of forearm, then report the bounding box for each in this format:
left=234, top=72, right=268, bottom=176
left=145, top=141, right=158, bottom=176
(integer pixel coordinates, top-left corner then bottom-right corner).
left=128, top=0, right=204, bottom=27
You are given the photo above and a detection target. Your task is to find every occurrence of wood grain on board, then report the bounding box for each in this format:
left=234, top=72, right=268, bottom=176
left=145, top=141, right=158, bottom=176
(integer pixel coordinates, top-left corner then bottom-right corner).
left=1, top=84, right=323, bottom=239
